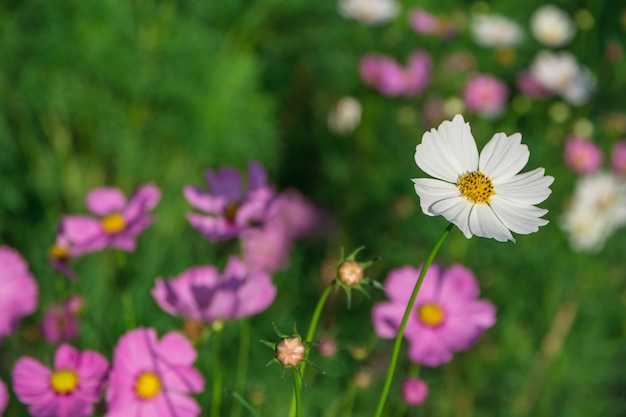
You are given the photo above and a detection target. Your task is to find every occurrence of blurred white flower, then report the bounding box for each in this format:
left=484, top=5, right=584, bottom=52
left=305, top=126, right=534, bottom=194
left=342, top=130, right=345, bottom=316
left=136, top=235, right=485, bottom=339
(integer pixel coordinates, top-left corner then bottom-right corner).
left=560, top=172, right=626, bottom=253
left=530, top=51, right=595, bottom=105
left=328, top=96, right=362, bottom=135
left=412, top=115, right=554, bottom=242
left=338, top=0, right=400, bottom=25
left=531, top=5, right=576, bottom=47
left=471, top=14, right=523, bottom=48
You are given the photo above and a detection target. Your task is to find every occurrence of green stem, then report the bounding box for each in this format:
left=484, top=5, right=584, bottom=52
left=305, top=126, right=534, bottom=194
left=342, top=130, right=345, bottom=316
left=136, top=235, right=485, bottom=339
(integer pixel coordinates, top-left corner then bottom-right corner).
left=230, top=319, right=251, bottom=417
left=288, top=282, right=336, bottom=417
left=293, top=367, right=302, bottom=417
left=373, top=223, right=454, bottom=417
left=211, top=330, right=223, bottom=417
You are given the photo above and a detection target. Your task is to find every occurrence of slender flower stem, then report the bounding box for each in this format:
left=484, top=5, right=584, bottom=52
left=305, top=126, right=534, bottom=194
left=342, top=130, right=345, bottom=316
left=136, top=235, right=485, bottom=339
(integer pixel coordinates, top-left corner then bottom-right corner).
left=293, top=367, right=302, bottom=417
left=211, top=330, right=223, bottom=417
left=230, top=319, right=251, bottom=417
left=373, top=223, right=454, bottom=417
left=288, top=281, right=336, bottom=417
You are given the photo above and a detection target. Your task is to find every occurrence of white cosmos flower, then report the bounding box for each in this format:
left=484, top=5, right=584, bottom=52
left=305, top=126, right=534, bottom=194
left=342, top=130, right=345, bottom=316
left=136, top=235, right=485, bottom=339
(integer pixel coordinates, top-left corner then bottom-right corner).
left=338, top=0, right=400, bottom=25
left=531, top=5, right=576, bottom=47
left=471, top=14, right=523, bottom=48
left=412, top=115, right=554, bottom=242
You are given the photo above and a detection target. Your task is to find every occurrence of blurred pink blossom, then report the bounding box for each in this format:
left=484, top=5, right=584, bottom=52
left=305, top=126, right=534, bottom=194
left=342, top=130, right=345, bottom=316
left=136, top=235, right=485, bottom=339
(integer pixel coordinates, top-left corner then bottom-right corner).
left=106, top=328, right=204, bottom=417
left=41, top=295, right=83, bottom=345
left=463, top=74, right=509, bottom=118
left=359, top=51, right=431, bottom=97
left=0, top=246, right=38, bottom=341
left=402, top=378, right=428, bottom=406
left=12, top=344, right=108, bottom=417
left=240, top=222, right=292, bottom=273
left=372, top=264, right=496, bottom=367
left=184, top=161, right=274, bottom=242
left=62, top=184, right=161, bottom=254
left=408, top=9, right=438, bottom=34
left=611, top=140, right=626, bottom=175
left=564, top=136, right=603, bottom=174
left=152, top=256, right=276, bottom=324
left=516, top=70, right=552, bottom=99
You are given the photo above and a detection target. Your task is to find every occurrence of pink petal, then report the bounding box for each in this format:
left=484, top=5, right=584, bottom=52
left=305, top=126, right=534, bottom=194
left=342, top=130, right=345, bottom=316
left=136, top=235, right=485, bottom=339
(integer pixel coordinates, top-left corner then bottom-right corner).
left=76, top=350, right=109, bottom=382
left=183, top=186, right=225, bottom=214
left=109, top=235, right=137, bottom=252
left=157, top=332, right=197, bottom=366
left=437, top=264, right=480, bottom=304
left=156, top=392, right=201, bottom=417
left=186, top=213, right=237, bottom=241
left=113, top=328, right=155, bottom=374
left=86, top=187, right=126, bottom=216
left=123, top=184, right=161, bottom=221
left=438, top=302, right=496, bottom=351
left=407, top=328, right=453, bottom=367
left=161, top=367, right=204, bottom=394
left=371, top=302, right=406, bottom=339
left=54, top=344, right=80, bottom=369
left=247, top=160, right=268, bottom=191
left=235, top=272, right=276, bottom=318
left=12, top=358, right=52, bottom=400
left=205, top=167, right=243, bottom=201
left=61, top=216, right=103, bottom=246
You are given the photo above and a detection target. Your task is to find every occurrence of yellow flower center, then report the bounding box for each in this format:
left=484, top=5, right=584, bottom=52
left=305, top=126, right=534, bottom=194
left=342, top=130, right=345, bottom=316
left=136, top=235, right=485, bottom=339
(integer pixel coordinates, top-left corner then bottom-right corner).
left=224, top=202, right=241, bottom=224
left=101, top=213, right=126, bottom=234
left=135, top=371, right=161, bottom=400
left=50, top=369, right=79, bottom=394
left=49, top=245, right=70, bottom=261
left=457, top=171, right=495, bottom=204
left=417, top=303, right=445, bottom=327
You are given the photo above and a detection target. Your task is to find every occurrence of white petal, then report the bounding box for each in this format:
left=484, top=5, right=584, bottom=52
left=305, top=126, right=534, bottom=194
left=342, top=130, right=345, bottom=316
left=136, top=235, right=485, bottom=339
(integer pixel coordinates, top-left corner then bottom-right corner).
left=430, top=197, right=474, bottom=238
left=494, top=168, right=554, bottom=205
left=490, top=196, right=549, bottom=235
left=412, top=178, right=461, bottom=216
left=415, top=115, right=478, bottom=183
left=479, top=132, right=529, bottom=180
left=468, top=203, right=515, bottom=242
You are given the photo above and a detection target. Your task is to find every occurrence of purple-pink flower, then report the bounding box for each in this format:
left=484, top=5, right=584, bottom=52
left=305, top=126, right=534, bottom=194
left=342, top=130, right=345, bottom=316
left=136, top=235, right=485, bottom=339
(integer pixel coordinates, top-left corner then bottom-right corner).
left=0, top=378, right=8, bottom=415
left=516, top=70, right=552, bottom=100
left=359, top=51, right=431, bottom=97
left=564, top=136, right=603, bottom=174
left=408, top=8, right=456, bottom=39
left=152, top=256, right=276, bottom=323
left=463, top=74, right=509, bottom=118
left=0, top=246, right=38, bottom=341
left=12, top=344, right=109, bottom=417
left=61, top=184, right=161, bottom=254
left=41, top=295, right=83, bottom=345
left=402, top=377, right=428, bottom=406
left=372, top=264, right=496, bottom=367
left=611, top=139, right=626, bottom=175
left=240, top=222, right=292, bottom=274
left=184, top=161, right=275, bottom=242
left=106, top=328, right=204, bottom=417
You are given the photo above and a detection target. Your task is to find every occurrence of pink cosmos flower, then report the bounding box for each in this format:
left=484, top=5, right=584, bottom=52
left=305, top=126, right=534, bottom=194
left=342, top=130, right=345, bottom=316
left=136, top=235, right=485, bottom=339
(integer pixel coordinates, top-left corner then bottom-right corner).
left=372, top=264, right=496, bottom=367
left=359, top=51, right=431, bottom=97
left=408, top=9, right=438, bottom=34
left=61, top=184, right=161, bottom=254
left=516, top=70, right=552, bottom=100
left=240, top=222, right=292, bottom=274
left=402, top=378, right=428, bottom=406
left=41, top=295, right=83, bottom=345
left=152, top=255, right=276, bottom=324
left=184, top=161, right=275, bottom=242
left=564, top=136, right=603, bottom=174
left=611, top=140, right=626, bottom=175
left=106, top=328, right=204, bottom=417
left=12, top=344, right=109, bottom=417
left=463, top=74, right=509, bottom=118
left=0, top=378, right=8, bottom=415
left=0, top=246, right=38, bottom=341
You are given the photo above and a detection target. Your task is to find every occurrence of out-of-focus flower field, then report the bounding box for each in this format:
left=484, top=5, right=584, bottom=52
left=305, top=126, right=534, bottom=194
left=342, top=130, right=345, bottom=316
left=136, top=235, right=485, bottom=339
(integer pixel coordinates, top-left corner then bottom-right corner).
left=0, top=0, right=625, bottom=416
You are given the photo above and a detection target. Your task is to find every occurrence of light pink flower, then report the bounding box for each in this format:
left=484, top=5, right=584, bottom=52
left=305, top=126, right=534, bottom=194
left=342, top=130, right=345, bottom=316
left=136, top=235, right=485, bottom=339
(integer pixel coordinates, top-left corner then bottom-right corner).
left=611, top=140, right=626, bottom=175
left=184, top=161, right=275, bottom=242
left=12, top=344, right=109, bottom=417
left=41, top=295, right=83, bottom=345
left=516, top=70, right=552, bottom=99
left=106, top=328, right=204, bottom=417
left=359, top=51, right=431, bottom=97
left=240, top=222, right=292, bottom=273
left=0, top=378, right=8, bottom=415
left=402, top=378, right=428, bottom=406
left=0, top=246, right=38, bottom=341
left=463, top=74, right=509, bottom=118
left=564, top=136, right=603, bottom=174
left=372, top=264, right=496, bottom=367
left=61, top=184, right=161, bottom=254
left=408, top=9, right=438, bottom=34
left=268, top=189, right=326, bottom=240
left=152, top=256, right=276, bottom=323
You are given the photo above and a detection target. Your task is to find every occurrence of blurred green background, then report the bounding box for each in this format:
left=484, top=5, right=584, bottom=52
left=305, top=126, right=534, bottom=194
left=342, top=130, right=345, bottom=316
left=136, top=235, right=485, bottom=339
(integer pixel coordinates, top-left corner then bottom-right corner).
left=0, top=0, right=625, bottom=416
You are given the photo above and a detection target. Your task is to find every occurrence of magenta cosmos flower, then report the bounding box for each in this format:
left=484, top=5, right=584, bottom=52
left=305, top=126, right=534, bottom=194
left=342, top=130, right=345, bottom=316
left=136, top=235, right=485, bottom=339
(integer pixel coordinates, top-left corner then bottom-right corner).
left=41, top=295, right=83, bottom=345
left=463, top=74, right=509, bottom=118
left=0, top=246, right=38, bottom=341
left=372, top=264, right=496, bottom=367
left=564, top=136, right=603, bottom=174
left=12, top=344, right=108, bottom=417
left=359, top=51, right=431, bottom=97
left=61, top=184, right=161, bottom=254
left=152, top=255, right=276, bottom=324
left=183, top=161, right=275, bottom=242
left=106, top=328, right=204, bottom=417
left=402, top=377, right=428, bottom=406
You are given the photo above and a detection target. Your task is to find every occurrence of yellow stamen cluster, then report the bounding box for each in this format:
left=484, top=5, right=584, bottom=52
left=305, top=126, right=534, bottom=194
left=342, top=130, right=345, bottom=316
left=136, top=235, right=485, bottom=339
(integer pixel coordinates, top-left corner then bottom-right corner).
left=417, top=303, right=445, bottom=327
left=101, top=213, right=126, bottom=234
left=50, top=369, right=79, bottom=394
left=135, top=371, right=161, bottom=400
left=457, top=171, right=495, bottom=204
left=49, top=245, right=70, bottom=261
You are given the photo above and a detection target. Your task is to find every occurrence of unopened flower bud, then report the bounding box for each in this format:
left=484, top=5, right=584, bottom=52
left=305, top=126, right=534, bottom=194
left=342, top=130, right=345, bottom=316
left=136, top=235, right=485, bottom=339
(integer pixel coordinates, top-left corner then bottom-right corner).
left=339, top=261, right=363, bottom=286
left=276, top=337, right=306, bottom=367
